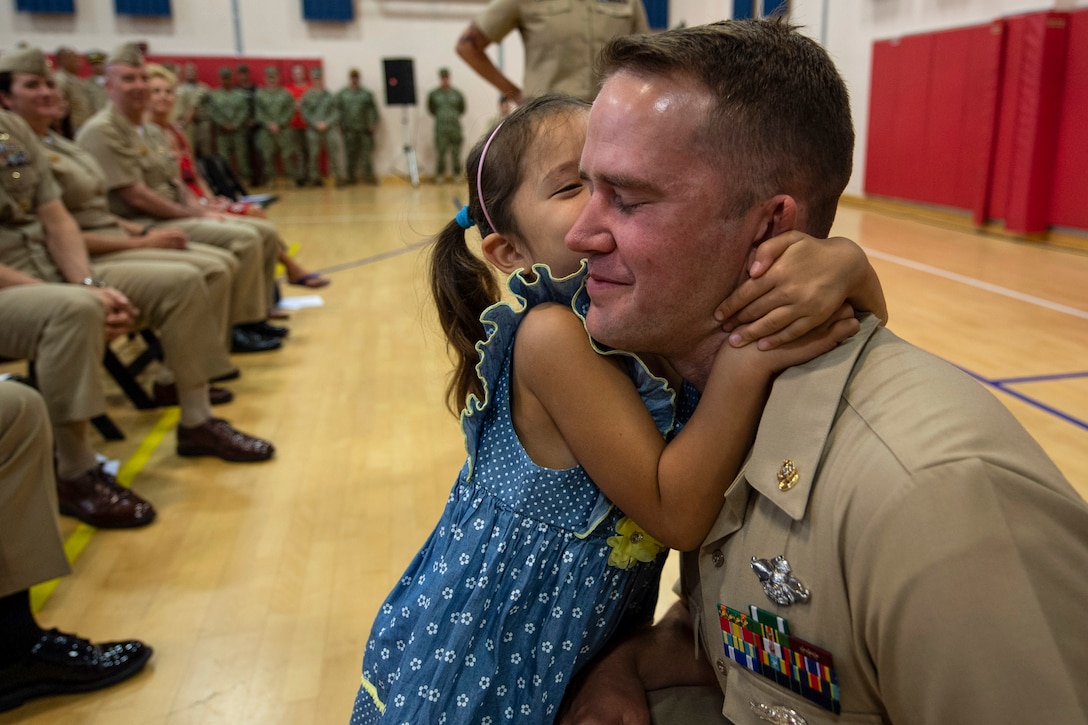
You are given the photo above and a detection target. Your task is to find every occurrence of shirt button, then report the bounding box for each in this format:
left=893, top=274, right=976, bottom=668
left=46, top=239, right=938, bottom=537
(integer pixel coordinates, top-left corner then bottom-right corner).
left=712, top=549, right=725, bottom=567
left=11, top=171, right=20, bottom=179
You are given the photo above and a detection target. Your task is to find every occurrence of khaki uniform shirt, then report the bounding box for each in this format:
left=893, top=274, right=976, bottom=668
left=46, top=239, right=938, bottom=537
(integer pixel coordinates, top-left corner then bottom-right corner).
left=0, top=110, right=64, bottom=282
left=84, top=75, right=109, bottom=114
left=55, top=68, right=94, bottom=131
left=678, top=317, right=1088, bottom=724
left=475, top=0, right=650, bottom=101
left=175, top=80, right=210, bottom=125
left=41, top=130, right=116, bottom=230
left=77, top=104, right=183, bottom=217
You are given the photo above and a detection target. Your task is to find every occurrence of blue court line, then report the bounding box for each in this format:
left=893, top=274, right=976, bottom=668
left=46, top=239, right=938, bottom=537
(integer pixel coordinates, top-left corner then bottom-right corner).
left=958, top=367, right=1088, bottom=432
left=299, top=240, right=431, bottom=277
left=989, top=370, right=1088, bottom=385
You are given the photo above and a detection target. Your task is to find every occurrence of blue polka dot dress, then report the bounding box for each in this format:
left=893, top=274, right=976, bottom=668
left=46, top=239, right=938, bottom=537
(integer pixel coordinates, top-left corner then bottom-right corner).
left=351, top=265, right=676, bottom=725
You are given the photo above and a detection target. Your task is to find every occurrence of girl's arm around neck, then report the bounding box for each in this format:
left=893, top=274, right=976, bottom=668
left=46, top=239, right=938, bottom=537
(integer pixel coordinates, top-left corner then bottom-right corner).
left=511, top=302, right=772, bottom=552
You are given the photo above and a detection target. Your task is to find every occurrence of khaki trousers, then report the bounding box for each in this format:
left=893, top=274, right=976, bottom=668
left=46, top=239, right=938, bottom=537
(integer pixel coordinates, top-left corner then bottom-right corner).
left=0, top=285, right=107, bottom=424
left=0, top=382, right=70, bottom=597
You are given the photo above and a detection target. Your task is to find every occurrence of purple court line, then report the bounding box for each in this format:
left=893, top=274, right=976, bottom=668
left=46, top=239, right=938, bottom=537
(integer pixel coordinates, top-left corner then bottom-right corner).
left=958, top=368, right=1088, bottom=432
left=989, top=371, right=1088, bottom=385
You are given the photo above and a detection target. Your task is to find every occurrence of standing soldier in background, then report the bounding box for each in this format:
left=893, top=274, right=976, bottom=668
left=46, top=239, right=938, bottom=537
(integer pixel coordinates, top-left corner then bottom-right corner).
left=83, top=50, right=109, bottom=114
left=53, top=47, right=92, bottom=135
left=235, top=64, right=261, bottom=186
left=285, top=64, right=311, bottom=187
left=336, top=68, right=380, bottom=185
left=426, top=67, right=464, bottom=183
left=300, top=67, right=346, bottom=187
left=255, top=66, right=300, bottom=188
left=175, top=62, right=212, bottom=158
left=208, top=67, right=252, bottom=183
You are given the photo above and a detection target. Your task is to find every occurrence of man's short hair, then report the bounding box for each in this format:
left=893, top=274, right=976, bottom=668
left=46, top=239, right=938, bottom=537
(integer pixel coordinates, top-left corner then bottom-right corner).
left=598, top=19, right=854, bottom=236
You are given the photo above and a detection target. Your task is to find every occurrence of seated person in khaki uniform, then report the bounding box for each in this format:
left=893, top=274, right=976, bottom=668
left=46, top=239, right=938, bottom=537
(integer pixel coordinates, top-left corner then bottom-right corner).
left=0, top=109, right=274, bottom=474
left=1, top=47, right=244, bottom=364
left=0, top=265, right=154, bottom=529
left=559, top=20, right=1088, bottom=725
left=0, top=382, right=152, bottom=713
left=76, top=43, right=285, bottom=353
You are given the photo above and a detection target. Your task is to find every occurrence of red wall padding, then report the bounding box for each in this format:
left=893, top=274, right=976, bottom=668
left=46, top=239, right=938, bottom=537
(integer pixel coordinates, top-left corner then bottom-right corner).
left=864, top=23, right=1003, bottom=218
left=1050, top=9, right=1088, bottom=230
left=867, top=9, right=1088, bottom=235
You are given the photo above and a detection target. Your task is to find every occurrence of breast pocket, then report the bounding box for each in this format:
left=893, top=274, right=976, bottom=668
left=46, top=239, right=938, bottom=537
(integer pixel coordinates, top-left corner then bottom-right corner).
left=590, top=0, right=634, bottom=20
left=523, top=0, right=573, bottom=20
left=723, top=667, right=883, bottom=725
left=0, top=143, right=41, bottom=220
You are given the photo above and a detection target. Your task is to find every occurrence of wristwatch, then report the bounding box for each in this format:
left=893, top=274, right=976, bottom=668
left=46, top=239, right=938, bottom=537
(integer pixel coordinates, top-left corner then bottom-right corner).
left=80, top=277, right=107, bottom=288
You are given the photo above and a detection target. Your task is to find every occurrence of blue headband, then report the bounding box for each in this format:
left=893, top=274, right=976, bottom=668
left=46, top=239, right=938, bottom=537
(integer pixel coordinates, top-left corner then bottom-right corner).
left=455, top=205, right=474, bottom=230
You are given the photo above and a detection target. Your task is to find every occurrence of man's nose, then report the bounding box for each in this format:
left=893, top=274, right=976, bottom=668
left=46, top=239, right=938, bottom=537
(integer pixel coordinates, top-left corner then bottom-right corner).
left=565, top=195, right=610, bottom=254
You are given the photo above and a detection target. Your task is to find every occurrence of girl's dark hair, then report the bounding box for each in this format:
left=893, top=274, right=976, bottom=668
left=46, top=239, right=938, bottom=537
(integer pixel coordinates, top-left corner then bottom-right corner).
left=429, top=94, right=590, bottom=414
left=0, top=71, right=13, bottom=97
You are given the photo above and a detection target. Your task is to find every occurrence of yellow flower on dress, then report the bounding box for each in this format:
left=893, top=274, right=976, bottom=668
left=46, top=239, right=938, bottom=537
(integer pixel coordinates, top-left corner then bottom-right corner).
left=607, top=517, right=666, bottom=569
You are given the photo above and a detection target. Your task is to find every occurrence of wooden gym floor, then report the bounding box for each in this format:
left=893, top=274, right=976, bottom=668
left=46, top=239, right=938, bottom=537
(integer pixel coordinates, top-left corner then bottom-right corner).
left=1, top=179, right=1085, bottom=724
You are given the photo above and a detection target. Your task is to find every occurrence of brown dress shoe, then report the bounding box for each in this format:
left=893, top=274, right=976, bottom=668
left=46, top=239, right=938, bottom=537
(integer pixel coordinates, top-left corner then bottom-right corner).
left=151, top=382, right=234, bottom=407
left=176, top=418, right=275, bottom=462
left=56, top=466, right=156, bottom=529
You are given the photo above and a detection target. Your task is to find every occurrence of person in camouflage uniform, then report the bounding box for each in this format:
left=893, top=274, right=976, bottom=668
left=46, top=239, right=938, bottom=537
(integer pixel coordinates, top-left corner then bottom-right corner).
left=255, top=66, right=300, bottom=186
left=336, top=68, right=380, bottom=185
left=300, top=67, right=346, bottom=186
left=175, top=62, right=213, bottom=158
left=426, top=67, right=465, bottom=182
left=235, top=64, right=261, bottom=186
left=207, top=67, right=251, bottom=182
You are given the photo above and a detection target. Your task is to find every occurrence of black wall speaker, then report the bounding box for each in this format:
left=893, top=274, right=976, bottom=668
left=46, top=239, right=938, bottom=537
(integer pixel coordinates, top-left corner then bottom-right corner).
left=383, top=58, right=417, bottom=106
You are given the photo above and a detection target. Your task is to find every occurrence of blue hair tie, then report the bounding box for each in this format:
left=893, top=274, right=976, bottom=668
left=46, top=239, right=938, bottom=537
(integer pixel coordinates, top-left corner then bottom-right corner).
left=455, top=205, right=474, bottom=230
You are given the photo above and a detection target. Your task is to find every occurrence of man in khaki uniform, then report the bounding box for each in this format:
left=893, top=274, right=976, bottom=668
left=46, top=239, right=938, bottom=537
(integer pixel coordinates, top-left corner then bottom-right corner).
left=52, top=47, right=94, bottom=134
left=561, top=21, right=1088, bottom=725
left=0, top=107, right=274, bottom=470
left=175, top=62, right=212, bottom=157
left=207, top=67, right=252, bottom=184
left=76, top=43, right=284, bottom=351
left=455, top=0, right=649, bottom=103
left=300, top=67, right=345, bottom=186
left=255, top=66, right=300, bottom=185
left=82, top=49, right=109, bottom=115
left=336, top=68, right=379, bottom=184
left=0, top=382, right=152, bottom=713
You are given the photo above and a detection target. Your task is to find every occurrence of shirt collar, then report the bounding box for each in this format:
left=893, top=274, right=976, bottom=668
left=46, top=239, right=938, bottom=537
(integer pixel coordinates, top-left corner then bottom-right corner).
left=739, top=314, right=882, bottom=522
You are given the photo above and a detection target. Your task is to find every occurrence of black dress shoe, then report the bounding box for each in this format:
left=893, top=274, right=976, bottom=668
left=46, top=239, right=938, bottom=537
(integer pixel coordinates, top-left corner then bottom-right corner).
left=230, top=327, right=282, bottom=353
left=240, top=321, right=289, bottom=338
left=152, top=382, right=234, bottom=406
left=0, top=630, right=152, bottom=713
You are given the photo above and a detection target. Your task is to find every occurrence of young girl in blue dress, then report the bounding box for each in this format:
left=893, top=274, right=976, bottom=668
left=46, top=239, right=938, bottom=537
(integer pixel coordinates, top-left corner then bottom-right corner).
left=350, top=95, right=885, bottom=724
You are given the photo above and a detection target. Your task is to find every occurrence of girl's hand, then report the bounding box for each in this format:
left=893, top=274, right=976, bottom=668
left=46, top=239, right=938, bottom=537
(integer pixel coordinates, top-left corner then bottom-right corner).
left=714, top=232, right=885, bottom=350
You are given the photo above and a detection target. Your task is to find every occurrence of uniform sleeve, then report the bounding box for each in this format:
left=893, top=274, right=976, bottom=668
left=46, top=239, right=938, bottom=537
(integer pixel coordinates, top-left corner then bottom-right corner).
left=630, top=0, right=650, bottom=33
left=75, top=121, right=142, bottom=192
left=327, top=95, right=341, bottom=126
left=474, top=0, right=522, bottom=43
left=851, top=458, right=1088, bottom=724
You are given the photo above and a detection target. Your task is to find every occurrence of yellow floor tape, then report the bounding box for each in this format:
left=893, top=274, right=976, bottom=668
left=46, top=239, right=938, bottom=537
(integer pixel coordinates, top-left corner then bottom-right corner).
left=30, top=407, right=180, bottom=614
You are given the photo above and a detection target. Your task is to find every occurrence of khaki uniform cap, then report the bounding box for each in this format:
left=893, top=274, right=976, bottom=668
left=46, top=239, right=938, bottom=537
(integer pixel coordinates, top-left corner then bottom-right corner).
left=107, top=42, right=145, bottom=67
left=0, top=46, right=51, bottom=76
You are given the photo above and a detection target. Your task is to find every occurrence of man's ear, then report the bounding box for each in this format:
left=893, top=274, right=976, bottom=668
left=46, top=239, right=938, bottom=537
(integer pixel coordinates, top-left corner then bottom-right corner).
left=760, top=194, right=800, bottom=242
left=480, top=232, right=531, bottom=275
